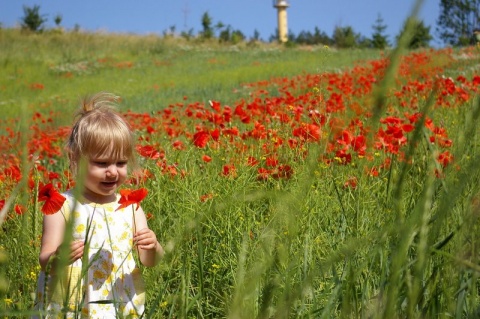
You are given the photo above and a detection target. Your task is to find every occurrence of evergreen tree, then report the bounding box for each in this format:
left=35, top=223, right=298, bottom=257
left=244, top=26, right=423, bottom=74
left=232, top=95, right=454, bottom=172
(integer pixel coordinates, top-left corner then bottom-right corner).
left=396, top=18, right=433, bottom=49
left=371, top=14, right=390, bottom=49
left=313, top=27, right=333, bottom=45
left=295, top=30, right=313, bottom=45
left=218, top=25, right=245, bottom=44
left=200, top=11, right=213, bottom=39
left=294, top=27, right=332, bottom=45
left=358, top=35, right=373, bottom=48
left=437, top=0, right=480, bottom=46
left=333, top=25, right=359, bottom=48
left=20, top=5, right=47, bottom=32
left=251, top=29, right=261, bottom=41
left=54, top=14, right=62, bottom=27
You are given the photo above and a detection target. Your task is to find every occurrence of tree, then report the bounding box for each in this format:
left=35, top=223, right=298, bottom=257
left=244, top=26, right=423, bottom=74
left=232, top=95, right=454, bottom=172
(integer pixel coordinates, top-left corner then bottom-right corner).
left=251, top=29, right=261, bottom=41
left=181, top=28, right=194, bottom=40
left=357, top=35, right=373, bottom=48
left=371, top=14, right=390, bottom=49
left=54, top=14, right=62, bottom=27
left=294, top=27, right=332, bottom=45
left=437, top=0, right=480, bottom=46
left=20, top=5, right=47, bottom=32
left=333, top=26, right=360, bottom=48
left=396, top=18, right=433, bottom=49
left=200, top=11, right=214, bottom=39
left=312, top=27, right=333, bottom=45
left=218, top=25, right=245, bottom=44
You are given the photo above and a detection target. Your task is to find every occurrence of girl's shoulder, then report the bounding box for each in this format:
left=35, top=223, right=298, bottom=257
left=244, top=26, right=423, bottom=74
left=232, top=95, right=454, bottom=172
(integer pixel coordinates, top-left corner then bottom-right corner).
left=60, top=190, right=93, bottom=219
left=59, top=190, right=78, bottom=220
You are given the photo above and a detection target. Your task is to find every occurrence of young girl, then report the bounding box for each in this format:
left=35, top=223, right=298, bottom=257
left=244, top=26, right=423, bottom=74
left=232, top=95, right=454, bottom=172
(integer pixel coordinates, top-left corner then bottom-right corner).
left=34, top=92, right=164, bottom=318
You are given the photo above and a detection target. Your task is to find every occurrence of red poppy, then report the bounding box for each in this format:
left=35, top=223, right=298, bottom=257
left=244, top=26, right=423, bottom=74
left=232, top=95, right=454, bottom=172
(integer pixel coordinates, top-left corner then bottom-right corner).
left=48, top=171, right=60, bottom=181
left=29, top=82, right=44, bottom=90
left=137, top=145, right=161, bottom=159
left=265, top=156, right=278, bottom=167
left=344, top=176, right=358, bottom=189
left=210, top=128, right=220, bottom=141
left=437, top=151, right=454, bottom=168
left=38, top=183, right=66, bottom=215
left=193, top=131, right=210, bottom=148
left=200, top=193, right=214, bottom=202
left=272, top=165, right=293, bottom=179
left=15, top=204, right=26, bottom=215
left=116, top=188, right=148, bottom=211
left=247, top=156, right=259, bottom=166
left=222, top=164, right=237, bottom=177
left=172, top=140, right=185, bottom=150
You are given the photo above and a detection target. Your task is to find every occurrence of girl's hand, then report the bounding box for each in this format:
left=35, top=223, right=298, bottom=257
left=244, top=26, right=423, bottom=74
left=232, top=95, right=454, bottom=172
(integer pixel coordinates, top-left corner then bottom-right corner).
left=134, top=228, right=158, bottom=251
left=69, top=240, right=84, bottom=264
left=52, top=240, right=84, bottom=265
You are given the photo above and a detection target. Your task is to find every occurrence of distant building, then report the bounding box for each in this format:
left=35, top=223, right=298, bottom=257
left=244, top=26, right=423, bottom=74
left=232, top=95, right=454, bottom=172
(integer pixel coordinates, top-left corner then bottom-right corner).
left=273, top=0, right=289, bottom=43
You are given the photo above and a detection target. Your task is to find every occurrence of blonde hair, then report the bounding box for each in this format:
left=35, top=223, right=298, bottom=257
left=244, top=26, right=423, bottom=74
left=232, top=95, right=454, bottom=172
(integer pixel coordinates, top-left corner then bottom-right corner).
left=66, top=92, right=136, bottom=173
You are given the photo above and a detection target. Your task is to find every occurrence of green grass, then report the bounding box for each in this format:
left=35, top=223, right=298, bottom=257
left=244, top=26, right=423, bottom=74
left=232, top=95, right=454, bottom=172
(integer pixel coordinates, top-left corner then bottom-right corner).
left=0, top=28, right=381, bottom=122
left=1, top=26, right=480, bottom=319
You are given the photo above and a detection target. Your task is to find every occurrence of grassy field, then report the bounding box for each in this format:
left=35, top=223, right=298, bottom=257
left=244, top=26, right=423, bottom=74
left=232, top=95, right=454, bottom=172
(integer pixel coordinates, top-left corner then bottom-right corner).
left=1, top=28, right=480, bottom=318
left=0, top=28, right=381, bottom=122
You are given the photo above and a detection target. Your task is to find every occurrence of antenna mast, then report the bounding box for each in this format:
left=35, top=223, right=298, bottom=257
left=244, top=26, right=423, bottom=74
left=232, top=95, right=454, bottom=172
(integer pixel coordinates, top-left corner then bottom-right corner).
left=182, top=2, right=190, bottom=30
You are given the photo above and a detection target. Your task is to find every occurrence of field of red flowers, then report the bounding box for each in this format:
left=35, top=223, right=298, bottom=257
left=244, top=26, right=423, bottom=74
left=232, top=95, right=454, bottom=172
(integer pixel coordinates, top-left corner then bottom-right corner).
left=1, top=46, right=480, bottom=317
left=1, top=48, right=478, bottom=198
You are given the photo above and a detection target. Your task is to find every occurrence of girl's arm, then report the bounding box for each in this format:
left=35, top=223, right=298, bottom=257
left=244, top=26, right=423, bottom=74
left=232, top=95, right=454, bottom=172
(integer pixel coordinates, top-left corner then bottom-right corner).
left=39, top=211, right=84, bottom=271
left=134, top=207, right=164, bottom=267
left=39, top=212, right=66, bottom=270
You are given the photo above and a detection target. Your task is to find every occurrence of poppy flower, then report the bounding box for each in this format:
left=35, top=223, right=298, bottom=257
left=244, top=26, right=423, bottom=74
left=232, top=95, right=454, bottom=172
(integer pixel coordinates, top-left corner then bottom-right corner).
left=343, top=176, right=358, bottom=189
left=137, top=145, right=161, bottom=159
left=38, top=183, right=66, bottom=215
left=193, top=131, right=210, bottom=148
left=15, top=204, right=26, bottom=215
left=116, top=188, right=148, bottom=211
left=437, top=151, right=454, bottom=168
left=172, top=140, right=185, bottom=150
left=222, top=164, right=237, bottom=177
left=200, top=193, right=214, bottom=202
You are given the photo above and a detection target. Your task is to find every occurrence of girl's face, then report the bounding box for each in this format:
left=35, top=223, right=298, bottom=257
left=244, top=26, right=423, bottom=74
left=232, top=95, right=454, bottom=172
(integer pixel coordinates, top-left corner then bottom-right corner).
left=82, top=154, right=128, bottom=204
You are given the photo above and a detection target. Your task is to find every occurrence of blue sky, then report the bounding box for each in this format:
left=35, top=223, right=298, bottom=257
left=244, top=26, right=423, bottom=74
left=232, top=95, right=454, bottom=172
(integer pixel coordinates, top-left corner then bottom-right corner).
left=0, top=0, right=442, bottom=46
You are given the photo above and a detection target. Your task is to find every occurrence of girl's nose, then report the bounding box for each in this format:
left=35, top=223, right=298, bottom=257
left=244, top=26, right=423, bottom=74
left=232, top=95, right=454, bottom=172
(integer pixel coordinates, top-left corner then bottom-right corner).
left=106, top=164, right=118, bottom=177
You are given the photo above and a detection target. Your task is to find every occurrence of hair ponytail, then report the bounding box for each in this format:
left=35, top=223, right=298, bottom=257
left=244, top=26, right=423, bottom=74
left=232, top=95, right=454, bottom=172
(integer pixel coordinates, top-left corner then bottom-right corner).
left=78, top=92, right=119, bottom=116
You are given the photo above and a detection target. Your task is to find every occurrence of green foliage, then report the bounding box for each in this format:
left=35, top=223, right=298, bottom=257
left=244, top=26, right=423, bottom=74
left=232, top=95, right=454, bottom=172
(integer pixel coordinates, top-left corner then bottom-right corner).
left=333, top=25, right=360, bottom=48
left=20, top=5, right=47, bottom=33
left=1, top=26, right=480, bottom=318
left=218, top=25, right=245, bottom=44
left=53, top=14, right=62, bottom=27
left=252, top=29, right=261, bottom=41
left=294, top=27, right=333, bottom=46
left=371, top=14, right=390, bottom=49
left=200, top=11, right=214, bottom=39
left=437, top=0, right=480, bottom=46
left=0, top=28, right=381, bottom=121
left=396, top=18, right=433, bottom=49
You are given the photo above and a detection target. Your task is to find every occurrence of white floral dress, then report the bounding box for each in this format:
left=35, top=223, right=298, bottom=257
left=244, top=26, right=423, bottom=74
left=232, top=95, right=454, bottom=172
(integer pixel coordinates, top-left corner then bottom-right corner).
left=34, top=191, right=145, bottom=318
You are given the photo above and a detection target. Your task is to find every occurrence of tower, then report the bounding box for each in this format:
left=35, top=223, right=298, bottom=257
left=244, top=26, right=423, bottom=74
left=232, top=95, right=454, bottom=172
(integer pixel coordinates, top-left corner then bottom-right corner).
left=273, top=0, right=289, bottom=43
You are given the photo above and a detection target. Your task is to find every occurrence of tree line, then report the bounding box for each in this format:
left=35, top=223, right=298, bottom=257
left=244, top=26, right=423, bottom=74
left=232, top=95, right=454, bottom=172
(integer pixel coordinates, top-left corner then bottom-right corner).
left=12, top=2, right=480, bottom=49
